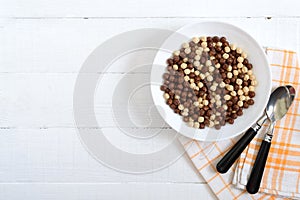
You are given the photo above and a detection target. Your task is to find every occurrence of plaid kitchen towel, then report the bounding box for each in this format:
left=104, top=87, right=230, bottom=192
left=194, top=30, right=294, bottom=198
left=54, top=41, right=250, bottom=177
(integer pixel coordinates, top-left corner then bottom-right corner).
left=179, top=48, right=300, bottom=199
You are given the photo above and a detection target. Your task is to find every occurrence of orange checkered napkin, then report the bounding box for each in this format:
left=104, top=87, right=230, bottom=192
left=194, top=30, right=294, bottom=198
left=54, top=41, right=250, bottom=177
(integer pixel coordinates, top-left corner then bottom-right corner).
left=179, top=48, right=300, bottom=200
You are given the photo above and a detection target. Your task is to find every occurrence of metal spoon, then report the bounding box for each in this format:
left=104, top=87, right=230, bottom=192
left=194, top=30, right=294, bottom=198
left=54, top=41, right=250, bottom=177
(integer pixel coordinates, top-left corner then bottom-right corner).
left=246, top=85, right=296, bottom=194
left=217, top=86, right=285, bottom=174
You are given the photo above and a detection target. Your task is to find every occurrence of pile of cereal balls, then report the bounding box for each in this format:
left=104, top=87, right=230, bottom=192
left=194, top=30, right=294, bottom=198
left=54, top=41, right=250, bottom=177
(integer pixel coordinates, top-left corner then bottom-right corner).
left=160, top=36, right=257, bottom=130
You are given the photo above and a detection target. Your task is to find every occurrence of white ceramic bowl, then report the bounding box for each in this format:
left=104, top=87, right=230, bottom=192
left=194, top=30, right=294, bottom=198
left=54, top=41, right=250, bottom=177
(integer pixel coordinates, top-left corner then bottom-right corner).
left=150, top=21, right=272, bottom=141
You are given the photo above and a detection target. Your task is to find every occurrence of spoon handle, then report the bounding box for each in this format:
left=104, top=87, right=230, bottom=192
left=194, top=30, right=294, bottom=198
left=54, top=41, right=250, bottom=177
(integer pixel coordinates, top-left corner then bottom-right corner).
left=246, top=134, right=272, bottom=194
left=246, top=124, right=274, bottom=194
left=216, top=126, right=259, bottom=174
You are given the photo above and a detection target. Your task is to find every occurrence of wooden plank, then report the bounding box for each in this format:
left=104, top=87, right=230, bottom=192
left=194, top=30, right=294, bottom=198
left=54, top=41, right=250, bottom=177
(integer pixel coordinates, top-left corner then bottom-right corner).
left=0, top=18, right=299, bottom=73
left=0, top=128, right=204, bottom=183
left=0, top=0, right=299, bottom=18
left=0, top=183, right=217, bottom=200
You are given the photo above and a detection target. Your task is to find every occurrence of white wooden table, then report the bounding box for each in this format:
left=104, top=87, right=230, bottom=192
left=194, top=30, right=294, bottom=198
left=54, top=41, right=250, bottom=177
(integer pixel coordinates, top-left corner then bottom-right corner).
left=1, top=1, right=299, bottom=199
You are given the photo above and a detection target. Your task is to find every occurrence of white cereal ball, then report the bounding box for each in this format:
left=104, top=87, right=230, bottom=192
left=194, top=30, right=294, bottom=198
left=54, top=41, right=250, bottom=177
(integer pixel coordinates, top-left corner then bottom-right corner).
left=210, top=85, right=217, bottom=91
left=203, top=100, right=209, bottom=106
left=194, top=122, right=200, bottom=128
left=184, top=69, right=191, bottom=74
left=233, top=70, right=239, bottom=76
left=173, top=50, right=180, bottom=56
left=243, top=86, right=249, bottom=93
left=222, top=53, right=229, bottom=59
left=206, top=60, right=212, bottom=66
left=201, top=42, right=208, bottom=48
left=217, top=42, right=222, bottom=47
left=178, top=104, right=184, bottom=110
left=216, top=100, right=222, bottom=107
left=219, top=81, right=226, bottom=88
left=184, top=48, right=191, bottom=54
left=173, top=64, right=178, bottom=70
left=182, top=112, right=188, bottom=116
left=209, top=66, right=215, bottom=72
left=163, top=93, right=170, bottom=100
left=237, top=56, right=244, bottom=63
left=200, top=73, right=205, bottom=80
left=227, top=72, right=233, bottom=79
left=236, top=78, right=243, bottom=85
left=237, top=89, right=243, bottom=96
left=240, top=95, right=246, bottom=101
left=207, top=75, right=213, bottom=82
left=198, top=116, right=204, bottom=123
left=192, top=37, right=200, bottom=44
left=227, top=65, right=232, bottom=71
left=182, top=42, right=189, bottom=49
left=224, top=46, right=230, bottom=53
left=181, top=63, right=187, bottom=69
left=195, top=49, right=202, bottom=55
left=226, top=85, right=234, bottom=91
left=242, top=66, right=248, bottom=73
left=224, top=94, right=231, bottom=100
left=250, top=75, right=256, bottom=80
left=198, top=82, right=204, bottom=88
left=188, top=121, right=194, bottom=127
left=184, top=76, right=190, bottom=82
left=230, top=91, right=237, bottom=96
left=194, top=55, right=201, bottom=61
left=251, top=80, right=258, bottom=86
left=209, top=121, right=215, bottom=128
left=193, top=101, right=200, bottom=107
left=241, top=52, right=247, bottom=58
left=236, top=47, right=243, bottom=54
left=195, top=70, right=200, bottom=76
left=249, top=86, right=255, bottom=91
left=200, top=36, right=207, bottom=42
left=190, top=82, right=196, bottom=89
left=194, top=61, right=200, bottom=67
left=237, top=63, right=243, bottom=68
left=230, top=44, right=237, bottom=50
left=237, top=101, right=243, bottom=107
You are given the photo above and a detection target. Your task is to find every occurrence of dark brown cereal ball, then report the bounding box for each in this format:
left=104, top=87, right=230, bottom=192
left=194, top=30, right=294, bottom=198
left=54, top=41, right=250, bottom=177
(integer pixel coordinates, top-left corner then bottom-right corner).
left=247, top=99, right=254, bottom=105
left=249, top=91, right=255, bottom=98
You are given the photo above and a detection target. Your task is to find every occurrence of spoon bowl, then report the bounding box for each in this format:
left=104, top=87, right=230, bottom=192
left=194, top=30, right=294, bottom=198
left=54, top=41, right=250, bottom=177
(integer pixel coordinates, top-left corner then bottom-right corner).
left=266, top=85, right=295, bottom=123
